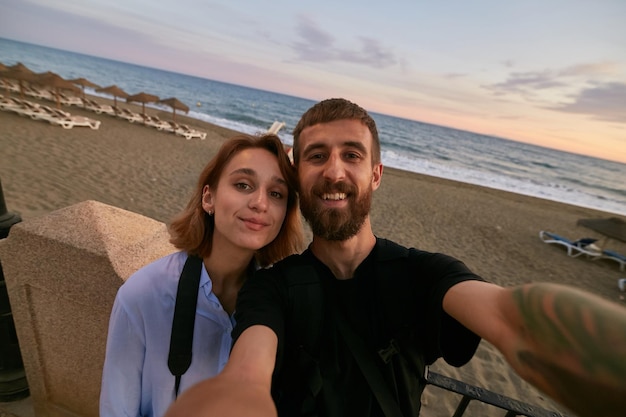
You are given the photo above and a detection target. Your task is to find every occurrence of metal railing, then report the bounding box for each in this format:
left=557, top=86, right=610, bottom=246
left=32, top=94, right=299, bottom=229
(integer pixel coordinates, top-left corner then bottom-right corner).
left=424, top=369, right=567, bottom=417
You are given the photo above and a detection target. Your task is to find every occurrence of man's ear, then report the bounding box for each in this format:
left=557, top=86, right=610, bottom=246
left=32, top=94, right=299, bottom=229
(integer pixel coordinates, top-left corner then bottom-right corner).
left=371, top=163, right=383, bottom=191
left=201, top=185, right=215, bottom=214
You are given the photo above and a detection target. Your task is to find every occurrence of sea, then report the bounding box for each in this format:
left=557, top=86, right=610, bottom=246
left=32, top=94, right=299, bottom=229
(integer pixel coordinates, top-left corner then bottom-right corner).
left=1, top=37, right=624, bottom=216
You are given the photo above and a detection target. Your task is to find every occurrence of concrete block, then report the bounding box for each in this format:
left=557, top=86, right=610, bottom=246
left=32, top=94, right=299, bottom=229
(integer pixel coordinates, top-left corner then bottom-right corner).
left=0, top=201, right=175, bottom=417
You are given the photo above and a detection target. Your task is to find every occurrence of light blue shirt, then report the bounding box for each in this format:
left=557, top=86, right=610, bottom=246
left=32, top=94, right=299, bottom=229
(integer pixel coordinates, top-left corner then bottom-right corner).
left=100, top=251, right=235, bottom=417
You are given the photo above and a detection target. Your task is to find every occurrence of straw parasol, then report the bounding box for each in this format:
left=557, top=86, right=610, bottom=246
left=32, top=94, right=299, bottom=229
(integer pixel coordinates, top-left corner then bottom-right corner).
left=35, top=71, right=81, bottom=108
left=1, top=62, right=36, bottom=97
left=68, top=77, right=101, bottom=100
left=8, top=62, right=33, bottom=73
left=158, top=97, right=189, bottom=122
left=126, top=92, right=160, bottom=120
left=95, top=85, right=129, bottom=108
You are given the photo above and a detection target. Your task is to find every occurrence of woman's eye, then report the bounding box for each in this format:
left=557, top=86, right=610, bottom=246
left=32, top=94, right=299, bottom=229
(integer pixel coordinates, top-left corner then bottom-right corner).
left=270, top=191, right=284, bottom=199
left=235, top=182, right=252, bottom=190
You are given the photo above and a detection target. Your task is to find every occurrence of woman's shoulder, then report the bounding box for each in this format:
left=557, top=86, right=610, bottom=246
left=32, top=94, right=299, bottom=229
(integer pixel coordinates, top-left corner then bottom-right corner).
left=117, top=251, right=187, bottom=300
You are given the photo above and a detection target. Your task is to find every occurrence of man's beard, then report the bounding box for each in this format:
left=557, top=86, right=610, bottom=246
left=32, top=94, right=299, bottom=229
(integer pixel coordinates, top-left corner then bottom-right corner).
left=300, top=180, right=372, bottom=241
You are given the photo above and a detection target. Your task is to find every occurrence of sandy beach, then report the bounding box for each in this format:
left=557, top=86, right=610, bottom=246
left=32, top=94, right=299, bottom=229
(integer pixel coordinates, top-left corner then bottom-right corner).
left=1, top=94, right=625, bottom=417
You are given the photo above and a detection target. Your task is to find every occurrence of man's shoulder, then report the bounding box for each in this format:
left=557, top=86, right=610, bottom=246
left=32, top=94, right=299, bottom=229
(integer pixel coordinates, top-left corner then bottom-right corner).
left=267, top=249, right=315, bottom=270
left=375, top=237, right=410, bottom=260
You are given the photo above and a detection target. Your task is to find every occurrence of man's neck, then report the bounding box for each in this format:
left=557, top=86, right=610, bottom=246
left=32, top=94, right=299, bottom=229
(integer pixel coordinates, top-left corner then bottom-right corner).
left=309, top=218, right=376, bottom=280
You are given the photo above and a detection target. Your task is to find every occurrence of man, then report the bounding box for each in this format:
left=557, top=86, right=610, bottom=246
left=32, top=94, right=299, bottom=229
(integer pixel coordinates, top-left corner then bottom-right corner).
left=166, top=98, right=626, bottom=417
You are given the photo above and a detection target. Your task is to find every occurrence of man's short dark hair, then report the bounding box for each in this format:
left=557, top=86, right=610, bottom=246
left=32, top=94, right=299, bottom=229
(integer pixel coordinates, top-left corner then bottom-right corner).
left=292, top=98, right=380, bottom=166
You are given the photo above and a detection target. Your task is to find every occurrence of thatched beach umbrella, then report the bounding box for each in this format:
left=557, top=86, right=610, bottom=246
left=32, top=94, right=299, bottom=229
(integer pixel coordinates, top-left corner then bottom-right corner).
left=2, top=62, right=36, bottom=97
left=126, top=92, right=160, bottom=120
left=68, top=77, right=101, bottom=100
left=96, top=85, right=129, bottom=108
left=158, top=97, right=189, bottom=122
left=35, top=72, right=81, bottom=108
left=8, top=62, right=33, bottom=73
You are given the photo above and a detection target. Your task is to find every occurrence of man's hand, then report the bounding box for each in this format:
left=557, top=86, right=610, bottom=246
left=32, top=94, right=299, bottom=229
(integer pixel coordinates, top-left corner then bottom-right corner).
left=165, top=325, right=279, bottom=417
left=164, top=376, right=277, bottom=417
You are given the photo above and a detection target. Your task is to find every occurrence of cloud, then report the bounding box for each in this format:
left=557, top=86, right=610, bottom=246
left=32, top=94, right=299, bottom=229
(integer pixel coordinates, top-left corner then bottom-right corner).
left=558, top=62, right=620, bottom=77
left=485, top=61, right=622, bottom=96
left=485, top=70, right=566, bottom=95
left=482, top=62, right=626, bottom=123
left=291, top=15, right=396, bottom=69
left=549, top=82, right=626, bottom=124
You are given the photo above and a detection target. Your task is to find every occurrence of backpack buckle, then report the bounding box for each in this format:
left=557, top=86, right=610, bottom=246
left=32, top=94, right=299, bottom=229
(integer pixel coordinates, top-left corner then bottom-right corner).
left=378, top=338, right=399, bottom=363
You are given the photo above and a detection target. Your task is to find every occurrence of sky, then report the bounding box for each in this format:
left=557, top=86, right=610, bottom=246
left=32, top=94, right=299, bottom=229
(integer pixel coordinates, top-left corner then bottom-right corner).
left=1, top=0, right=625, bottom=163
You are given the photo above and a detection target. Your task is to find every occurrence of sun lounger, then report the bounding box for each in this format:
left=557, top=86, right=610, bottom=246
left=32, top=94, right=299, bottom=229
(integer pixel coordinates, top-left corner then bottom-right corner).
left=82, top=98, right=116, bottom=115
left=267, top=121, right=285, bottom=135
left=538, top=231, right=601, bottom=258
left=29, top=106, right=100, bottom=129
left=116, top=108, right=144, bottom=123
left=50, top=115, right=101, bottom=130
left=53, top=92, right=83, bottom=106
left=170, top=122, right=206, bottom=140
left=142, top=114, right=171, bottom=130
left=0, top=97, right=29, bottom=112
left=24, top=86, right=55, bottom=101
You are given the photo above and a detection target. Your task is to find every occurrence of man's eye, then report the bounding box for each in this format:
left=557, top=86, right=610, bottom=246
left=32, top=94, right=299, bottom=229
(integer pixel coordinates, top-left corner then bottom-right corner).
left=308, top=153, right=325, bottom=161
left=345, top=152, right=360, bottom=159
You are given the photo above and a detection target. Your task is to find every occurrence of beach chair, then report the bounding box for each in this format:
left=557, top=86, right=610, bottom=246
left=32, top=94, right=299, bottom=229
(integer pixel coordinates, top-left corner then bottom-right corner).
left=267, top=121, right=285, bottom=135
left=173, top=123, right=206, bottom=140
left=116, top=108, right=144, bottom=123
left=82, top=98, right=116, bottom=115
left=54, top=92, right=83, bottom=106
left=53, top=115, right=101, bottom=130
left=538, top=231, right=601, bottom=258
left=601, top=249, right=626, bottom=271
left=0, top=97, right=26, bottom=112
left=142, top=114, right=171, bottom=130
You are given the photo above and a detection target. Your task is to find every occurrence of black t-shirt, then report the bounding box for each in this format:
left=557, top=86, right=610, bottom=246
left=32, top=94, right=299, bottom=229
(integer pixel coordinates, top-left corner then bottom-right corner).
left=233, top=238, right=484, bottom=416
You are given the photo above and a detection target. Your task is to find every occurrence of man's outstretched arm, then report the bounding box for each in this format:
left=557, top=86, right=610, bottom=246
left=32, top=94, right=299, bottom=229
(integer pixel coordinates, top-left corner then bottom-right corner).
left=164, top=325, right=278, bottom=417
left=444, top=281, right=626, bottom=417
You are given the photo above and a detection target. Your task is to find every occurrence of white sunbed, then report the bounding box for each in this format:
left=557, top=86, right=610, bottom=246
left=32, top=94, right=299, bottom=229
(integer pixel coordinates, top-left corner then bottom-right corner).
left=172, top=122, right=206, bottom=140
left=31, top=106, right=100, bottom=129
left=83, top=98, right=116, bottom=115
left=0, top=97, right=33, bottom=112
left=117, top=108, right=144, bottom=123
left=24, top=87, right=55, bottom=101
left=267, top=121, right=285, bottom=135
left=51, top=115, right=101, bottom=130
left=143, top=115, right=172, bottom=131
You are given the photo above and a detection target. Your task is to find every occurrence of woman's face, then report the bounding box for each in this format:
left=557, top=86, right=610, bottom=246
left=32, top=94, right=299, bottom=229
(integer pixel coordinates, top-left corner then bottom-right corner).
left=202, top=148, right=289, bottom=253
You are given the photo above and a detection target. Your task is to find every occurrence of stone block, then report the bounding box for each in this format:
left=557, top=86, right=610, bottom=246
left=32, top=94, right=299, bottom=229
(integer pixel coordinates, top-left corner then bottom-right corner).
left=0, top=201, right=175, bottom=417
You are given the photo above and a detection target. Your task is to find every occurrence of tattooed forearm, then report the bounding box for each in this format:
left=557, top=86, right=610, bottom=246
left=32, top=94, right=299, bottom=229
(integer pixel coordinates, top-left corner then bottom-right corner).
left=511, top=283, right=626, bottom=417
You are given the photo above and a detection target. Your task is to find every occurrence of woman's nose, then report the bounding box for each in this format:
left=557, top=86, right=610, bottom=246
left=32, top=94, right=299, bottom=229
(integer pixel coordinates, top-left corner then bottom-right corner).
left=249, top=189, right=269, bottom=211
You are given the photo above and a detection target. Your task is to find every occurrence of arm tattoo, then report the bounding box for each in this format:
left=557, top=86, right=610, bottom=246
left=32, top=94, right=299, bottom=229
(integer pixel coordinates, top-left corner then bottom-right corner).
left=511, top=283, right=626, bottom=417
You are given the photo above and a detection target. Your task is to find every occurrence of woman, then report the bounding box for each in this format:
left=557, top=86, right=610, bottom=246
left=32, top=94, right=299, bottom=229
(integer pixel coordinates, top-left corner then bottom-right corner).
left=100, top=133, right=303, bottom=417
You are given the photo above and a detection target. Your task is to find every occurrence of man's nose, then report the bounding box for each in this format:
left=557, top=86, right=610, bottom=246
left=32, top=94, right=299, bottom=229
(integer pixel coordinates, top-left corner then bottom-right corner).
left=322, top=154, right=346, bottom=182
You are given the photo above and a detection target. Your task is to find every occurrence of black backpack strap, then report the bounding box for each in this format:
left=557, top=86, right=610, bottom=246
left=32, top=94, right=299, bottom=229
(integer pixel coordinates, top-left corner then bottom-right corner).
left=284, top=263, right=324, bottom=414
left=333, top=305, right=405, bottom=417
left=168, top=254, right=203, bottom=397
